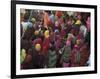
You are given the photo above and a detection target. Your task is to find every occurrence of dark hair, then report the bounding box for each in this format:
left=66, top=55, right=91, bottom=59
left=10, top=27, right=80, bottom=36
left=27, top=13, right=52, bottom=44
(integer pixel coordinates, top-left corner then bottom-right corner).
left=50, top=42, right=55, bottom=51
left=24, top=13, right=30, bottom=22
left=21, top=39, right=32, bottom=52
left=23, top=27, right=34, bottom=40
left=45, top=10, right=51, bottom=14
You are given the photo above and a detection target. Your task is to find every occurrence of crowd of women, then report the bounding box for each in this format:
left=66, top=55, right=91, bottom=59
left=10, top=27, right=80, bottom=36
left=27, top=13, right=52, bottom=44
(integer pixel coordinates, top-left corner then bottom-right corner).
left=20, top=9, right=90, bottom=69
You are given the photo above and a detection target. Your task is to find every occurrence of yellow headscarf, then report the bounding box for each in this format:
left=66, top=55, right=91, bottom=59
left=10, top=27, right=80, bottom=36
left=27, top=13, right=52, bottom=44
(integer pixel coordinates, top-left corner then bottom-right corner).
left=35, top=44, right=41, bottom=51
left=44, top=30, right=49, bottom=38
left=75, top=20, right=81, bottom=25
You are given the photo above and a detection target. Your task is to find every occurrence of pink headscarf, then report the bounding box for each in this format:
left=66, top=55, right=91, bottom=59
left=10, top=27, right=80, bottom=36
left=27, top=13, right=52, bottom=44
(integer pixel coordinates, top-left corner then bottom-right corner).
left=74, top=44, right=78, bottom=50
left=66, top=40, right=71, bottom=47
left=77, top=14, right=82, bottom=20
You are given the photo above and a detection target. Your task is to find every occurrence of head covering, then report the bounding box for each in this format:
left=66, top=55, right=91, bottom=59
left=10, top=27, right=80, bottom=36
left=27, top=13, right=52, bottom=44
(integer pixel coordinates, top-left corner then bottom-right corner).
left=74, top=44, right=78, bottom=50
left=44, top=30, right=49, bottom=38
left=67, top=20, right=72, bottom=25
left=55, top=21, right=59, bottom=27
left=66, top=40, right=71, bottom=47
left=21, top=49, right=26, bottom=58
left=67, top=11, right=74, bottom=16
left=35, top=44, right=41, bottom=51
left=34, top=30, right=39, bottom=36
left=54, top=29, right=59, bottom=33
left=20, top=49, right=26, bottom=64
left=76, top=39, right=81, bottom=45
left=75, top=20, right=81, bottom=25
left=77, top=14, right=81, bottom=20
left=55, top=11, right=63, bottom=18
left=54, top=29, right=59, bottom=35
left=31, top=18, right=36, bottom=23
left=67, top=33, right=74, bottom=40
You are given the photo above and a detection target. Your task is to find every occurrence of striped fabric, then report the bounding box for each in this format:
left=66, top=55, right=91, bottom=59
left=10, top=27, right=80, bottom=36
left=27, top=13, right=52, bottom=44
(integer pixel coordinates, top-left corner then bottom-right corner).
left=61, top=46, right=71, bottom=63
left=75, top=51, right=81, bottom=63
left=48, top=50, right=57, bottom=68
